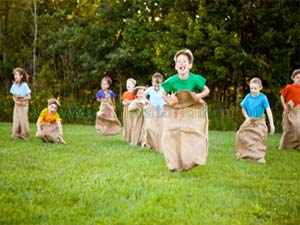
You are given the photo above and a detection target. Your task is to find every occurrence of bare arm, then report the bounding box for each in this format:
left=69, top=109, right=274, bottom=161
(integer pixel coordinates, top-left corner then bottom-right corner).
left=122, top=99, right=130, bottom=105
left=196, top=85, right=210, bottom=101
left=241, top=108, right=250, bottom=120
left=266, top=107, right=275, bottom=135
left=96, top=98, right=103, bottom=102
left=162, top=91, right=178, bottom=105
left=36, top=119, right=42, bottom=136
left=12, top=95, right=20, bottom=105
left=162, top=91, right=172, bottom=105
left=57, top=121, right=63, bottom=136
left=280, top=95, right=288, bottom=112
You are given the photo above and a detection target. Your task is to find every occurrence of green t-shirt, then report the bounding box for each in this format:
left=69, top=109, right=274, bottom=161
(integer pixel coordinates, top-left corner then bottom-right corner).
left=161, top=72, right=206, bottom=94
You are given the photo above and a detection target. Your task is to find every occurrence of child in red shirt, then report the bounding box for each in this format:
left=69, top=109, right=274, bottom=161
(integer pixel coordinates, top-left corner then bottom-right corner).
left=279, top=69, right=300, bottom=149
left=121, top=78, right=136, bottom=142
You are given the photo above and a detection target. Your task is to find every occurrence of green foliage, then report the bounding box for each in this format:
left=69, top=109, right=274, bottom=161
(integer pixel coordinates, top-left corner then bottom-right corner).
left=0, top=123, right=299, bottom=224
left=0, top=0, right=299, bottom=130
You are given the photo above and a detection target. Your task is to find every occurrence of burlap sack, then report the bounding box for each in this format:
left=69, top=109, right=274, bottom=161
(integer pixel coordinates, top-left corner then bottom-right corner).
left=161, top=90, right=209, bottom=172
left=37, top=123, right=65, bottom=143
left=236, top=116, right=268, bottom=160
left=95, top=99, right=121, bottom=136
left=279, top=103, right=300, bottom=149
left=122, top=104, right=134, bottom=142
left=12, top=103, right=30, bottom=139
left=142, top=104, right=164, bottom=153
left=128, top=100, right=146, bottom=146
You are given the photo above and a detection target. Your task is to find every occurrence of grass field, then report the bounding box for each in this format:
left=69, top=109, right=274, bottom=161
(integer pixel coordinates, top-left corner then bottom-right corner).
left=0, top=122, right=299, bottom=225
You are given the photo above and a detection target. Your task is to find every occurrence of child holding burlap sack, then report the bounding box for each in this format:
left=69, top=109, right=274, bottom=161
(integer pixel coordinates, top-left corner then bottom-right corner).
left=143, top=73, right=165, bottom=153
left=161, top=49, right=210, bottom=172
left=10, top=67, right=31, bottom=139
left=128, top=86, right=148, bottom=146
left=121, top=78, right=136, bottom=142
left=279, top=69, right=300, bottom=149
left=236, top=77, right=275, bottom=163
left=36, top=98, right=66, bottom=143
left=95, top=76, right=121, bottom=136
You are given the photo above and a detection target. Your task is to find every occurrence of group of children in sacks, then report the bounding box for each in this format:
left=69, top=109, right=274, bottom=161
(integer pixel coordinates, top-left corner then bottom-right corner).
left=10, top=49, right=300, bottom=172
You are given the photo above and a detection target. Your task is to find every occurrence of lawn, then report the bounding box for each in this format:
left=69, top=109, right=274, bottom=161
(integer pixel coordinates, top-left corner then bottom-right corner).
left=0, top=122, right=299, bottom=225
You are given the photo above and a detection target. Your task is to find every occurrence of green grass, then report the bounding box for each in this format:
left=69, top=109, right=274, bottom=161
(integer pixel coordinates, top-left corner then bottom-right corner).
left=0, top=122, right=299, bottom=225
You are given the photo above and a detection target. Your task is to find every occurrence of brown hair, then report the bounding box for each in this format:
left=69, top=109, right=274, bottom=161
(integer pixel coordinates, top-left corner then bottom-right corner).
left=291, top=69, right=300, bottom=79
left=173, top=49, right=194, bottom=64
left=13, top=67, right=29, bottom=83
left=131, top=86, right=146, bottom=96
left=102, top=76, right=112, bottom=85
left=250, top=77, right=263, bottom=88
left=48, top=98, right=60, bottom=107
left=152, top=72, right=163, bottom=84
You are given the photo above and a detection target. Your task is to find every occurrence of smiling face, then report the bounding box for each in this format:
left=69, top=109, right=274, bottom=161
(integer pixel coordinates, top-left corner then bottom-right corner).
left=292, top=73, right=300, bottom=85
left=48, top=103, right=58, bottom=115
left=175, top=54, right=192, bottom=77
left=152, top=79, right=161, bottom=91
left=136, top=88, right=145, bottom=100
left=126, top=80, right=135, bottom=91
left=250, top=82, right=262, bottom=97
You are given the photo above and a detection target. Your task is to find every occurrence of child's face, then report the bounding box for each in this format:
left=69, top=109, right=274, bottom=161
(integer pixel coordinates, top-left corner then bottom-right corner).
left=14, top=71, right=22, bottom=83
left=152, top=80, right=161, bottom=91
left=175, top=54, right=192, bottom=75
left=136, top=89, right=145, bottom=99
left=292, top=73, right=300, bottom=85
left=126, top=80, right=135, bottom=90
left=101, top=79, right=110, bottom=90
left=250, top=82, right=262, bottom=96
left=48, top=103, right=58, bottom=114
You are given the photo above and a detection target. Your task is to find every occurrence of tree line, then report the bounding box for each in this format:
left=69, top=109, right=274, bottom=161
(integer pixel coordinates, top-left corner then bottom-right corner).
left=0, top=0, right=299, bottom=129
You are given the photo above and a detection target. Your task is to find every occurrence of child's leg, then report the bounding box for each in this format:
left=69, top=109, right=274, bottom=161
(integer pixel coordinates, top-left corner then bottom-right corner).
left=12, top=105, right=21, bottom=138
left=19, top=105, right=30, bottom=139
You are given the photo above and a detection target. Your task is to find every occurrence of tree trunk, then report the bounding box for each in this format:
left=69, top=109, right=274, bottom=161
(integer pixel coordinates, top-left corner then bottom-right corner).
left=30, top=0, right=38, bottom=85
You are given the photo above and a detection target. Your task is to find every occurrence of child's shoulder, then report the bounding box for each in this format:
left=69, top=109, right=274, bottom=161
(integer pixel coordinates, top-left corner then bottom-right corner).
left=108, top=89, right=115, bottom=94
left=258, top=92, right=270, bottom=101
left=39, top=108, right=49, bottom=115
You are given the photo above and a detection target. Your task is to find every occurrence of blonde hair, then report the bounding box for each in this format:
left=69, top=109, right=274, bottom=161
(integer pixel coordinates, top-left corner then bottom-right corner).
left=127, top=78, right=136, bottom=86
left=174, top=49, right=194, bottom=64
left=291, top=69, right=300, bottom=79
left=250, top=77, right=263, bottom=88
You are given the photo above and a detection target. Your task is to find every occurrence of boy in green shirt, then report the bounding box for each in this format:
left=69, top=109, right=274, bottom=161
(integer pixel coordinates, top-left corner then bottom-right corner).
left=161, top=49, right=210, bottom=104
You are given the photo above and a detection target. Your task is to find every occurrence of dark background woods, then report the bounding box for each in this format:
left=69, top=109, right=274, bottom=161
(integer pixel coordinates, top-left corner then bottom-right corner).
left=0, top=0, right=299, bottom=130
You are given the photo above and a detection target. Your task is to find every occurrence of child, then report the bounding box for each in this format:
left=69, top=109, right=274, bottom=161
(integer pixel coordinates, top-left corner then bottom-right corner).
left=236, top=77, right=275, bottom=163
left=144, top=73, right=165, bottom=112
left=279, top=69, right=300, bottom=149
left=9, top=67, right=31, bottom=139
left=128, top=86, right=148, bottom=146
left=36, top=98, right=66, bottom=143
left=161, top=49, right=210, bottom=172
left=121, top=78, right=136, bottom=142
left=95, top=76, right=121, bottom=135
left=143, top=73, right=165, bottom=152
left=162, top=49, right=209, bottom=105
left=121, top=78, right=136, bottom=104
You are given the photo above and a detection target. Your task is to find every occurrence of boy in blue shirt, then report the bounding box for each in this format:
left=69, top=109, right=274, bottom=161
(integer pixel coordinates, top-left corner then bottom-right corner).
left=144, top=73, right=165, bottom=112
left=236, top=77, right=275, bottom=163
